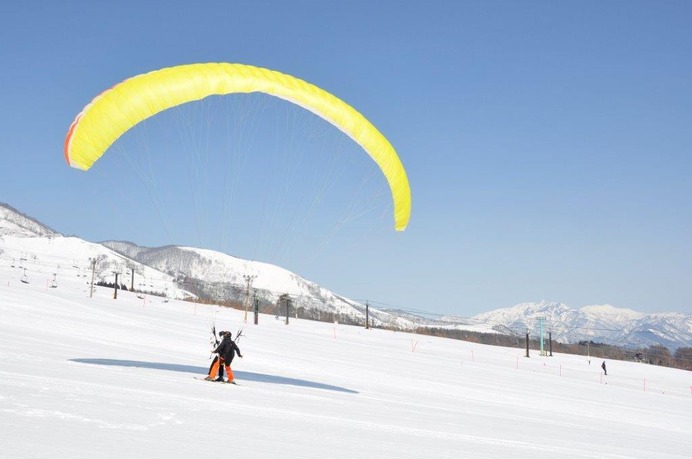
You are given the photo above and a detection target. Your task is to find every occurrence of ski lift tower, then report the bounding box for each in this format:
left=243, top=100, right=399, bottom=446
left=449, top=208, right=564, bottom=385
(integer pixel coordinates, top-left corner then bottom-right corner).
left=242, top=274, right=257, bottom=323
left=278, top=293, right=291, bottom=325
left=112, top=270, right=121, bottom=299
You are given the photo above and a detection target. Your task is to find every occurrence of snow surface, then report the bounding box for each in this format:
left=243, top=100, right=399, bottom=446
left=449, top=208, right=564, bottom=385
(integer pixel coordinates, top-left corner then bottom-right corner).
left=1, top=264, right=691, bottom=458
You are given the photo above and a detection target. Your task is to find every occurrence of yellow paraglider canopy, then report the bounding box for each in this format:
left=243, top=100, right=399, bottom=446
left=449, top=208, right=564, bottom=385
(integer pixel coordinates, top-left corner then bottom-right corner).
left=64, top=63, right=410, bottom=231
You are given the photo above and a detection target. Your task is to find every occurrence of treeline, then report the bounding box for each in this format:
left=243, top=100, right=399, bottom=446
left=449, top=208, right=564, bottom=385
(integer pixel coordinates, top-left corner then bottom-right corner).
left=96, top=281, right=131, bottom=291
left=95, top=280, right=168, bottom=299
left=414, top=326, right=692, bottom=371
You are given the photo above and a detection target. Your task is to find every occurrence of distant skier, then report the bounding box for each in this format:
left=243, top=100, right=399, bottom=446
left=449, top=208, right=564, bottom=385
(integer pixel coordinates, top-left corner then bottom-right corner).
left=601, top=361, right=607, bottom=376
left=207, top=331, right=243, bottom=384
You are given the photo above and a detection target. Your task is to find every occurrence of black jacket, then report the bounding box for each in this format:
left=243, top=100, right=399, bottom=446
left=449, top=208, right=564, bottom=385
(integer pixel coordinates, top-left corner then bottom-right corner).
left=214, top=336, right=242, bottom=363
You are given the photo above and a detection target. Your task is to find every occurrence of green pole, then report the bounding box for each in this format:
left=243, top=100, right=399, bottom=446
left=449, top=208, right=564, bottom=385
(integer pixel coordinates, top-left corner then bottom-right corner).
left=539, top=318, right=544, bottom=356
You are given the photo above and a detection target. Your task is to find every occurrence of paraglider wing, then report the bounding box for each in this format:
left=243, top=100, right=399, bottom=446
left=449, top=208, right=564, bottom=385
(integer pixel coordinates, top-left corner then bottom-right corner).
left=64, top=63, right=411, bottom=231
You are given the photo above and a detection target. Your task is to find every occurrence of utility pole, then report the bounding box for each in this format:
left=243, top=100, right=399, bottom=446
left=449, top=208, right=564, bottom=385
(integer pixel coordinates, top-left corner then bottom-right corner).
left=242, top=274, right=257, bottom=323
left=548, top=331, right=553, bottom=356
left=285, top=296, right=291, bottom=325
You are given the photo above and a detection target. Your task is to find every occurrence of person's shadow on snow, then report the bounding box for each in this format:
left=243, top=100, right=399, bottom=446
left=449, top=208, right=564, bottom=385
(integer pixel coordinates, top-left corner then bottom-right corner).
left=69, top=358, right=358, bottom=394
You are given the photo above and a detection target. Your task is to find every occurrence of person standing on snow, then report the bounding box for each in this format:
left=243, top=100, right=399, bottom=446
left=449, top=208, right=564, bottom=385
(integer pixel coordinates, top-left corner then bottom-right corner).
left=208, top=331, right=243, bottom=384
left=206, top=330, right=227, bottom=381
left=601, top=361, right=607, bottom=376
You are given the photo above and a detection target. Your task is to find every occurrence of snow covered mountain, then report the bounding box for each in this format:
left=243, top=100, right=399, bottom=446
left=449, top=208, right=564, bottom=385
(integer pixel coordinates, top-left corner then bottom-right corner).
left=0, top=203, right=411, bottom=329
left=98, top=242, right=499, bottom=333
left=0, top=204, right=192, bottom=300
left=1, top=203, right=689, bottom=350
left=0, top=203, right=60, bottom=237
left=101, top=241, right=385, bottom=325
left=472, top=301, right=692, bottom=350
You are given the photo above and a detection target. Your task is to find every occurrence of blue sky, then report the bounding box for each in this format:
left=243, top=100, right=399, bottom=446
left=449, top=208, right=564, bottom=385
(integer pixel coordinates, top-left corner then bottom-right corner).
left=1, top=1, right=690, bottom=315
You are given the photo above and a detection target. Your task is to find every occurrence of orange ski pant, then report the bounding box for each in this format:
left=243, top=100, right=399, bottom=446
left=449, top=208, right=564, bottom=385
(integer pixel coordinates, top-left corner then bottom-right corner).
left=209, top=358, right=234, bottom=381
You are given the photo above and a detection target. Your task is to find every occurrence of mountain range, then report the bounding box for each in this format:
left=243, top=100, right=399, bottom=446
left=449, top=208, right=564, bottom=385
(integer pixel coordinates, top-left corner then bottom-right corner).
left=1, top=202, right=690, bottom=350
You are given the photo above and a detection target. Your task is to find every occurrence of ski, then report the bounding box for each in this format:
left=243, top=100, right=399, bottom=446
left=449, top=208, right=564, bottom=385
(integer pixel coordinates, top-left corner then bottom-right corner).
left=194, top=376, right=240, bottom=385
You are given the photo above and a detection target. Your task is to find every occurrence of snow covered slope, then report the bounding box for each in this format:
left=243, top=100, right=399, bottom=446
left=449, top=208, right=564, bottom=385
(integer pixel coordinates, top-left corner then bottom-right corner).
left=1, top=258, right=690, bottom=458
